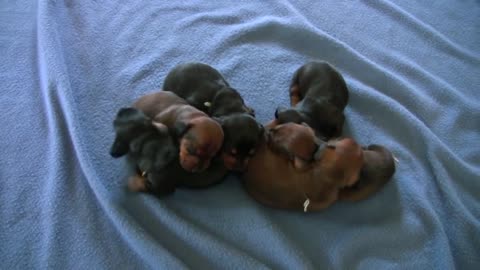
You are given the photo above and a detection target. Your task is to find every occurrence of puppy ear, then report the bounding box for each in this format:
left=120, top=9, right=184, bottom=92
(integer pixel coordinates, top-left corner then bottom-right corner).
left=114, top=107, right=148, bottom=128
left=110, top=137, right=129, bottom=158
left=129, top=135, right=145, bottom=154
left=173, top=120, right=192, bottom=137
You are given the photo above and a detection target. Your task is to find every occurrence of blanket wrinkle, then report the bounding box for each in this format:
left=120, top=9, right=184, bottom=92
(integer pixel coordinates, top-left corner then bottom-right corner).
left=364, top=0, right=480, bottom=60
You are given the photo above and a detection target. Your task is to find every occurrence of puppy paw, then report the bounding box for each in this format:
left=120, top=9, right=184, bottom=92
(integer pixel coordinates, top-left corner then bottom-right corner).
left=127, top=175, right=148, bottom=192
left=290, top=85, right=301, bottom=106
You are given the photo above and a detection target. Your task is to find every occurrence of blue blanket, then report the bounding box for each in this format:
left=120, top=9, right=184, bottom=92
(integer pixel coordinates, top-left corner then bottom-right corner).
left=1, top=1, right=479, bottom=269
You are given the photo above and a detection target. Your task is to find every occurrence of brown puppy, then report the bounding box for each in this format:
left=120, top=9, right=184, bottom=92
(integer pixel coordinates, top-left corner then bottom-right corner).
left=339, top=145, right=396, bottom=201
left=134, top=91, right=224, bottom=173
left=163, top=62, right=263, bottom=171
left=275, top=61, right=349, bottom=140
left=243, top=128, right=364, bottom=212
left=266, top=121, right=326, bottom=170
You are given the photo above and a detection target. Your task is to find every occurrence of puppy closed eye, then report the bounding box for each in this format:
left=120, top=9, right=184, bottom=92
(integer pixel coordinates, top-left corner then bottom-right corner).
left=187, top=146, right=197, bottom=156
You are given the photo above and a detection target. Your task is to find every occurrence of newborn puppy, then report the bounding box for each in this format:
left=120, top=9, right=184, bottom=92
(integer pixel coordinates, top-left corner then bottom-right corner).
left=134, top=91, right=224, bottom=173
left=110, top=107, right=175, bottom=162
left=266, top=121, right=326, bottom=170
left=126, top=131, right=179, bottom=196
left=109, top=108, right=178, bottom=196
left=163, top=62, right=263, bottom=171
left=128, top=155, right=228, bottom=196
left=163, top=62, right=254, bottom=115
left=275, top=61, right=349, bottom=140
left=243, top=132, right=364, bottom=211
left=338, top=145, right=396, bottom=201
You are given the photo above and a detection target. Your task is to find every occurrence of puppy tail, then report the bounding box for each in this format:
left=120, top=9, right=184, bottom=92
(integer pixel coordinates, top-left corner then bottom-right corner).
left=338, top=145, right=396, bottom=202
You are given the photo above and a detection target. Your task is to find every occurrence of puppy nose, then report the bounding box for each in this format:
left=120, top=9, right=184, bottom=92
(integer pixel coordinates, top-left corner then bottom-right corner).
left=274, top=106, right=287, bottom=119
left=274, top=107, right=280, bottom=119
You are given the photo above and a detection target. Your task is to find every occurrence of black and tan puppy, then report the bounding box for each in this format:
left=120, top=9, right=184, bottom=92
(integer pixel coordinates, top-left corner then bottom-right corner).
left=275, top=61, right=349, bottom=140
left=163, top=62, right=263, bottom=171
left=110, top=107, right=178, bottom=195
left=128, top=155, right=228, bottom=196
left=110, top=107, right=176, bottom=162
left=338, top=145, right=396, bottom=201
left=134, top=91, right=224, bottom=173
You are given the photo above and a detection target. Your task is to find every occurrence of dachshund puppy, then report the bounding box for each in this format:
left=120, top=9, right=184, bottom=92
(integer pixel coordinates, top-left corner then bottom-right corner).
left=275, top=61, right=349, bottom=140
left=128, top=155, right=228, bottom=196
left=243, top=132, right=364, bottom=211
left=163, top=62, right=263, bottom=171
left=110, top=107, right=178, bottom=196
left=110, top=107, right=176, bottom=162
left=339, top=145, right=396, bottom=201
left=266, top=121, right=326, bottom=170
left=134, top=91, right=224, bottom=173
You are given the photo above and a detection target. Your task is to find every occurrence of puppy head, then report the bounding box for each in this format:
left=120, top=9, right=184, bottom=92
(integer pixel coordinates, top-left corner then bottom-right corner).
left=174, top=116, right=224, bottom=172
left=314, top=104, right=345, bottom=140
left=130, top=126, right=178, bottom=173
left=316, top=138, right=363, bottom=187
left=267, top=122, right=321, bottom=170
left=110, top=107, right=152, bottom=158
left=210, top=87, right=255, bottom=116
left=362, top=144, right=396, bottom=181
left=216, top=114, right=264, bottom=171
left=274, top=107, right=305, bottom=125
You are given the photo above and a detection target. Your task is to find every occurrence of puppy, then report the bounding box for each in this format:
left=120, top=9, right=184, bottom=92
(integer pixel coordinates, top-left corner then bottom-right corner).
left=163, top=62, right=263, bottom=171
left=110, top=107, right=176, bottom=162
left=128, top=155, right=228, bottom=195
left=338, top=145, right=396, bottom=201
left=266, top=121, right=326, bottom=170
left=134, top=91, right=224, bottom=173
left=126, top=132, right=179, bottom=196
left=109, top=108, right=178, bottom=196
left=275, top=61, right=349, bottom=140
left=243, top=127, right=364, bottom=212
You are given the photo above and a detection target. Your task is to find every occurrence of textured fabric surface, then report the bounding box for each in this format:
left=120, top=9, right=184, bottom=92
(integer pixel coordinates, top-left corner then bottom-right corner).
left=1, top=1, right=479, bottom=269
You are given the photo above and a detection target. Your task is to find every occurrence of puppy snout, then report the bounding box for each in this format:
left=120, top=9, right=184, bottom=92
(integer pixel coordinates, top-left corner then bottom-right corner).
left=228, top=158, right=249, bottom=171
left=274, top=106, right=288, bottom=120
left=197, top=159, right=211, bottom=172
left=180, top=154, right=201, bottom=172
